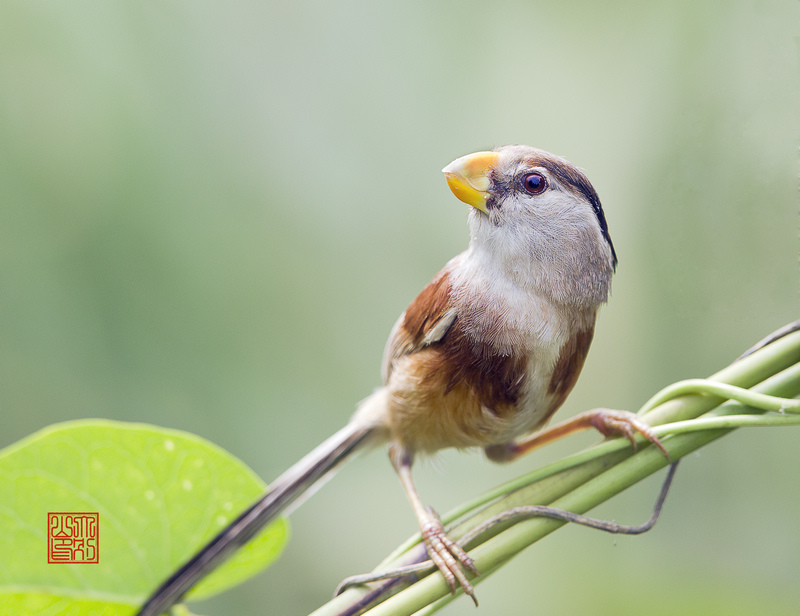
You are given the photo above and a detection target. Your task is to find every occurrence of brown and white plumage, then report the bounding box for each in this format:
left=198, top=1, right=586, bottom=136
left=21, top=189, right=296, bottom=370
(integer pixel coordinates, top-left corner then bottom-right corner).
left=137, top=145, right=664, bottom=616
left=363, top=145, right=615, bottom=453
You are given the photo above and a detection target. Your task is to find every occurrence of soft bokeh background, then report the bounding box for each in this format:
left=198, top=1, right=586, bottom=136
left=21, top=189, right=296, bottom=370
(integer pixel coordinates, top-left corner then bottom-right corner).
left=2, top=2, right=798, bottom=614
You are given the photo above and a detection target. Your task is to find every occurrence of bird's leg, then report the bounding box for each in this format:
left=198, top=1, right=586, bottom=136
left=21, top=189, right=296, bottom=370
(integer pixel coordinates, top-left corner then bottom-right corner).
left=388, top=443, right=479, bottom=604
left=485, top=408, right=669, bottom=463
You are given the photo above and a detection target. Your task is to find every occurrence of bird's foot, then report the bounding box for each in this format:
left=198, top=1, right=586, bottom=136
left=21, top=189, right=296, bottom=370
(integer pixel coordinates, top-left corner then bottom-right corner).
left=420, top=507, right=479, bottom=605
left=590, top=409, right=669, bottom=458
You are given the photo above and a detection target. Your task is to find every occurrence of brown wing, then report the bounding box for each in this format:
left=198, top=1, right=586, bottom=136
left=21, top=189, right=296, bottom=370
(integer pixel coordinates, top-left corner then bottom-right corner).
left=381, top=267, right=457, bottom=384
left=546, top=326, right=595, bottom=411
left=380, top=259, right=530, bottom=452
left=381, top=259, right=527, bottom=415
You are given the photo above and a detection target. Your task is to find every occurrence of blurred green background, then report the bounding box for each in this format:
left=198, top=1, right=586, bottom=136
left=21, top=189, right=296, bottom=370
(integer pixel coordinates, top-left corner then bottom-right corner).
left=1, top=1, right=798, bottom=615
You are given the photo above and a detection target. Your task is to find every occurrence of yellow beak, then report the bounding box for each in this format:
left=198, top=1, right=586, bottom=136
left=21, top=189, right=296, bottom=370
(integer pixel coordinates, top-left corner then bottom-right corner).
left=442, top=151, right=499, bottom=214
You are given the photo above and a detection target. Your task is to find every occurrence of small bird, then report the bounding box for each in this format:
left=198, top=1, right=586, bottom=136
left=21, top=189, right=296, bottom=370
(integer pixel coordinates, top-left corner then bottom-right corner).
left=137, top=145, right=665, bottom=615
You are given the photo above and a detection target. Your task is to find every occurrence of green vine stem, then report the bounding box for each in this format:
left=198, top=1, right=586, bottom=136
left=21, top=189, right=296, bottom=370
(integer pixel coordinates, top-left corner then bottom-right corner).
left=310, top=326, right=800, bottom=616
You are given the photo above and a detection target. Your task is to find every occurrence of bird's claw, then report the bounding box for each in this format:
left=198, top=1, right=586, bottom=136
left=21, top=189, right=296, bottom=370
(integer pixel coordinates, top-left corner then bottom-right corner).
left=591, top=409, right=670, bottom=459
left=420, top=507, right=479, bottom=605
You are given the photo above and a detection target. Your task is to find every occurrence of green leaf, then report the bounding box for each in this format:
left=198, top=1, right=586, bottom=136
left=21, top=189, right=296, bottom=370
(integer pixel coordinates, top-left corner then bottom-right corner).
left=0, top=419, right=289, bottom=612
left=0, top=592, right=135, bottom=616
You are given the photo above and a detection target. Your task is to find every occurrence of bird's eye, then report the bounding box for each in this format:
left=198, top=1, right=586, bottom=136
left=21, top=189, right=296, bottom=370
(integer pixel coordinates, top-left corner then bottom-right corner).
left=522, top=173, right=547, bottom=195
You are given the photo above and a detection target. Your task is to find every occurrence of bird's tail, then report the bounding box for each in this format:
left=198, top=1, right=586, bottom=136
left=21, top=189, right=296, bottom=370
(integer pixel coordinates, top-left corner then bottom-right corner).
left=136, top=419, right=380, bottom=616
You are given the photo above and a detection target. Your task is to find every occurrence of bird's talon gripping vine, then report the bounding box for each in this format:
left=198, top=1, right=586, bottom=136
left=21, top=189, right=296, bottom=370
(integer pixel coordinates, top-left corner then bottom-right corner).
left=420, top=508, right=478, bottom=605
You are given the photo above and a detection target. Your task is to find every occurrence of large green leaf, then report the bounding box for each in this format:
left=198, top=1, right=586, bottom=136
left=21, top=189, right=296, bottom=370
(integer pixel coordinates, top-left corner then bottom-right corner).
left=0, top=419, right=289, bottom=613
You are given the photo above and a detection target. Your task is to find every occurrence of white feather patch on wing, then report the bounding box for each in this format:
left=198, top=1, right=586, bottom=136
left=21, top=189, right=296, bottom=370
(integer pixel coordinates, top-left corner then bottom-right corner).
left=380, top=306, right=458, bottom=384
left=421, top=306, right=457, bottom=346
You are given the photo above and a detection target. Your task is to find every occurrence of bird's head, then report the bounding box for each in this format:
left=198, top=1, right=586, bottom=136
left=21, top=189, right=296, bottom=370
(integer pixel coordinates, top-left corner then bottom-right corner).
left=442, top=145, right=617, bottom=307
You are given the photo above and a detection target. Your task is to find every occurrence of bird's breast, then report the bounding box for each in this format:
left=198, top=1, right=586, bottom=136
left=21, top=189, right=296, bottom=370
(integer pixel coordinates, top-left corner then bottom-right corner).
left=384, top=291, right=595, bottom=453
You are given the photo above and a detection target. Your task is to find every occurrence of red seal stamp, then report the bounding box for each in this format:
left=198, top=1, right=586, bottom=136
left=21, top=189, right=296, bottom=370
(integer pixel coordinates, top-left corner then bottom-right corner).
left=47, top=512, right=99, bottom=564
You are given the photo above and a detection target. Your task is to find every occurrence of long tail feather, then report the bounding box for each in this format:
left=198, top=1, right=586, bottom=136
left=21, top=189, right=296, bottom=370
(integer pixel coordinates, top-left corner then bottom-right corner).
left=137, top=421, right=377, bottom=616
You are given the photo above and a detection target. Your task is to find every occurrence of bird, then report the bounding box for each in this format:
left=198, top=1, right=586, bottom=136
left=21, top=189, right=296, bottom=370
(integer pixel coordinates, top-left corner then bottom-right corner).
left=137, top=145, right=666, bottom=616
